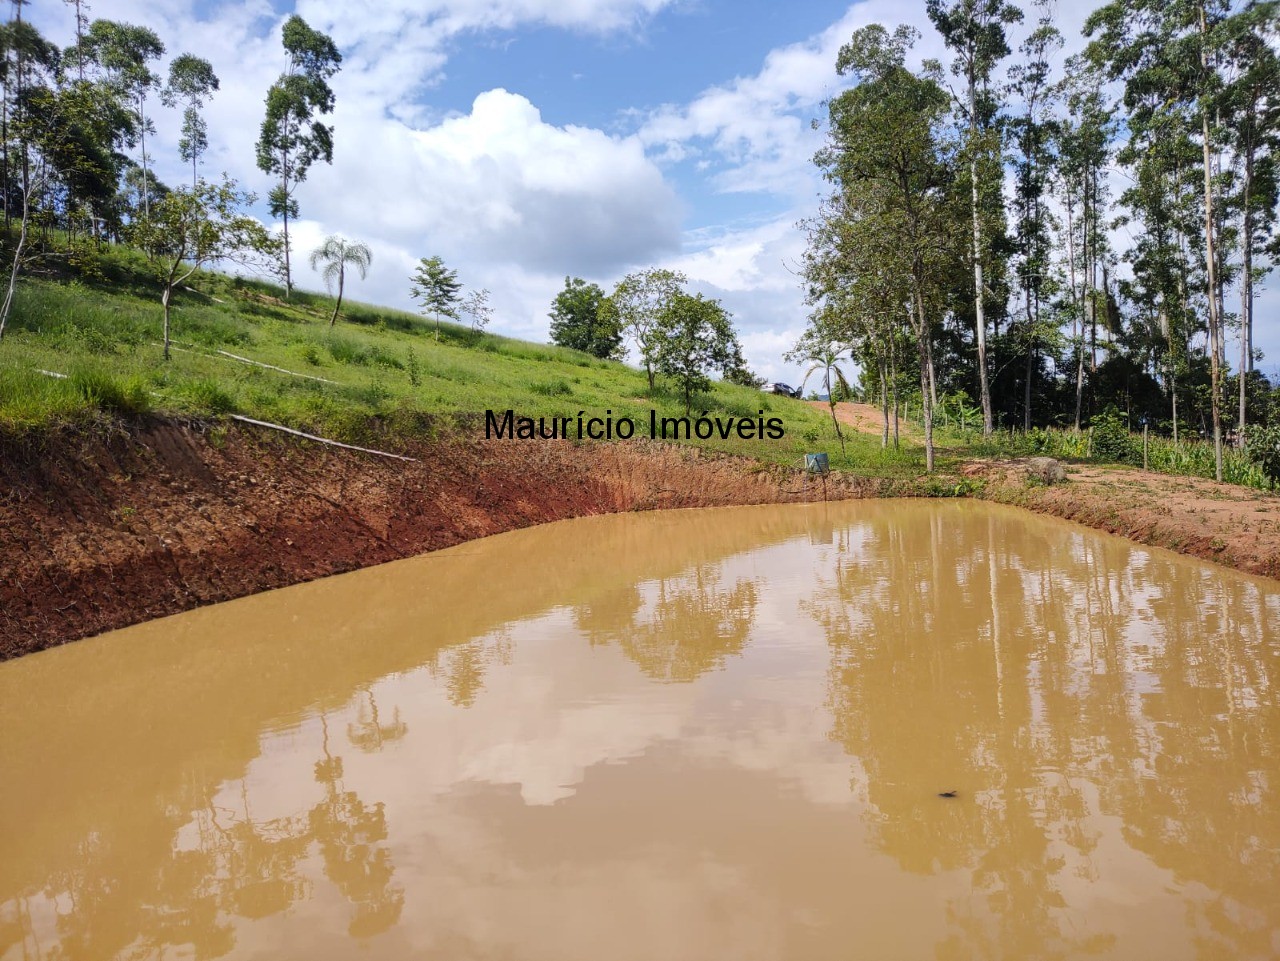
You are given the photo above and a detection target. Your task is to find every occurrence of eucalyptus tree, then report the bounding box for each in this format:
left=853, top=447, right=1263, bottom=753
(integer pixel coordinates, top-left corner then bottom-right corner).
left=1086, top=0, right=1235, bottom=478
left=409, top=254, right=460, bottom=340
left=256, top=15, right=342, bottom=298
left=1220, top=4, right=1280, bottom=434
left=1055, top=57, right=1116, bottom=430
left=1007, top=11, right=1061, bottom=429
left=818, top=23, right=958, bottom=471
left=309, top=235, right=371, bottom=327
left=162, top=54, right=218, bottom=188
left=927, top=0, right=1023, bottom=436
left=60, top=0, right=90, bottom=81
left=604, top=267, right=687, bottom=391
left=0, top=17, right=58, bottom=229
left=81, top=20, right=164, bottom=219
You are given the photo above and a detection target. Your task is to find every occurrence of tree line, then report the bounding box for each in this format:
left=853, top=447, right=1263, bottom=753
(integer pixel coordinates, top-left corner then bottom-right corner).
left=801, top=0, right=1280, bottom=477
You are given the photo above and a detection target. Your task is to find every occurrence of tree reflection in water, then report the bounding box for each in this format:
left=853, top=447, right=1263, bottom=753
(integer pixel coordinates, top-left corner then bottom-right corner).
left=574, top=563, right=758, bottom=682
left=3, top=503, right=1276, bottom=960
left=807, top=508, right=1278, bottom=959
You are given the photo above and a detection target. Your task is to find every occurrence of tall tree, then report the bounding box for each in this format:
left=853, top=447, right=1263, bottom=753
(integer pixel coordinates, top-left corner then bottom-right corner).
left=256, top=15, right=341, bottom=299
left=1056, top=57, right=1116, bottom=430
left=548, top=276, right=619, bottom=358
left=1086, top=0, right=1234, bottom=479
left=61, top=0, right=89, bottom=82
left=162, top=54, right=218, bottom=188
left=1220, top=4, right=1280, bottom=434
left=81, top=20, right=164, bottom=219
left=0, top=16, right=58, bottom=231
left=1007, top=11, right=1061, bottom=430
left=927, top=0, right=1023, bottom=436
left=309, top=235, right=371, bottom=327
left=409, top=255, right=460, bottom=340
left=605, top=268, right=687, bottom=391
left=818, top=24, right=959, bottom=471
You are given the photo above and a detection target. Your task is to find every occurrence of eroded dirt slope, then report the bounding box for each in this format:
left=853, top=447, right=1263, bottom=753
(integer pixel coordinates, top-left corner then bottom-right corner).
left=0, top=419, right=884, bottom=659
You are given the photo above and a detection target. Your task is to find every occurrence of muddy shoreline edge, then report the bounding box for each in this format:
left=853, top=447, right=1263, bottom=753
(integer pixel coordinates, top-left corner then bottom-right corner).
left=3, top=417, right=1278, bottom=661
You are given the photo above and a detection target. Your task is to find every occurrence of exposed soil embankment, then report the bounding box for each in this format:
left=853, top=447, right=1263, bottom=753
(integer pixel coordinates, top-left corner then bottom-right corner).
left=0, top=419, right=889, bottom=659
left=5, top=419, right=1278, bottom=661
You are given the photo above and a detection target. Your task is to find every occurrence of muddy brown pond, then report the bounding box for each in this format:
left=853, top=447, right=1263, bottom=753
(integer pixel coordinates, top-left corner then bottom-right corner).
left=2, top=500, right=1278, bottom=960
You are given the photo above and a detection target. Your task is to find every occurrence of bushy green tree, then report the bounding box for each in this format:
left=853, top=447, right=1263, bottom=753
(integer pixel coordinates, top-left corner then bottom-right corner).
left=606, top=267, right=687, bottom=390
left=548, top=276, right=619, bottom=358
left=80, top=20, right=164, bottom=219
left=652, top=291, right=741, bottom=413
left=817, top=23, right=959, bottom=471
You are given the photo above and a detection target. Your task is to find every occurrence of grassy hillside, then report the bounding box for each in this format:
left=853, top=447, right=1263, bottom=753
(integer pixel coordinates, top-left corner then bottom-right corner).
left=0, top=246, right=919, bottom=474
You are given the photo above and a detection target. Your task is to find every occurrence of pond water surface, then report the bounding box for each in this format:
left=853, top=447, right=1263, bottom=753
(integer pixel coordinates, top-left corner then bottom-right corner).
left=1, top=500, right=1278, bottom=960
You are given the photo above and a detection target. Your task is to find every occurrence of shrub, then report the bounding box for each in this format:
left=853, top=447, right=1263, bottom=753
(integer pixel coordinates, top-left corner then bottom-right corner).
left=1089, top=408, right=1136, bottom=464
left=1245, top=424, right=1280, bottom=488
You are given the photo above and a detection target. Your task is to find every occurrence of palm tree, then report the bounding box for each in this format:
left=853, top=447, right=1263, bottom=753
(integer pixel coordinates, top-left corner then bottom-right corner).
left=797, top=342, right=853, bottom=459
left=309, top=235, right=372, bottom=327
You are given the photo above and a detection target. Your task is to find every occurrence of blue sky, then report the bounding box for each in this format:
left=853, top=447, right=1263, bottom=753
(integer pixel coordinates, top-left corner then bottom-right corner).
left=29, top=0, right=1277, bottom=388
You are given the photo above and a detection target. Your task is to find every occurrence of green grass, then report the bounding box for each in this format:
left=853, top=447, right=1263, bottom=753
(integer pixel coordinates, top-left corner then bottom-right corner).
left=0, top=249, right=872, bottom=470
left=6, top=243, right=1266, bottom=490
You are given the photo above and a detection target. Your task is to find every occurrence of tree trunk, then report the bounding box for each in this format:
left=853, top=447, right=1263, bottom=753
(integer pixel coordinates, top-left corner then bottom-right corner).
left=890, top=342, right=900, bottom=449
left=913, top=282, right=934, bottom=473
left=329, top=267, right=345, bottom=326
left=282, top=202, right=292, bottom=301
left=139, top=92, right=150, bottom=221
left=968, top=85, right=993, bottom=436
left=1240, top=108, right=1255, bottom=437
left=1064, top=191, right=1085, bottom=430
left=879, top=356, right=889, bottom=448
left=162, top=284, right=172, bottom=361
left=1023, top=283, right=1034, bottom=431
left=1199, top=2, right=1223, bottom=482
left=0, top=172, right=33, bottom=341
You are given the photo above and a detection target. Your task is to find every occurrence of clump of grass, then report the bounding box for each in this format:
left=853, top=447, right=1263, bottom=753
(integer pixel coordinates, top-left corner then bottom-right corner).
left=0, top=367, right=89, bottom=431
left=326, top=335, right=369, bottom=366
left=530, top=378, right=573, bottom=397
left=172, top=378, right=237, bottom=415
left=69, top=366, right=151, bottom=415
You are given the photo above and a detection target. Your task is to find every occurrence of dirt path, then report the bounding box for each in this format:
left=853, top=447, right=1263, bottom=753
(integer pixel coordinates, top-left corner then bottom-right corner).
left=809, top=401, right=919, bottom=440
